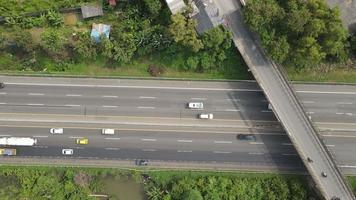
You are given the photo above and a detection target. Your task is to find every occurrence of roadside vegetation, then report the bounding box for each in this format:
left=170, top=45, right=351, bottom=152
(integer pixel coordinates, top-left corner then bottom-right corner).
left=243, top=0, right=356, bottom=82
left=0, top=0, right=251, bottom=80
left=2, top=165, right=356, bottom=199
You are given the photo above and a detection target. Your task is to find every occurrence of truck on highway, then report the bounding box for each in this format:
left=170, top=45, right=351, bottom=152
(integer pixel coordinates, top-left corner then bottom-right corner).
left=0, top=137, right=37, bottom=146
left=0, top=148, right=16, bottom=156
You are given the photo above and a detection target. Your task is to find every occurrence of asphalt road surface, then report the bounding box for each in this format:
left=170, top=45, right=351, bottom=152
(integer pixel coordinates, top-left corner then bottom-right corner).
left=1, top=77, right=356, bottom=198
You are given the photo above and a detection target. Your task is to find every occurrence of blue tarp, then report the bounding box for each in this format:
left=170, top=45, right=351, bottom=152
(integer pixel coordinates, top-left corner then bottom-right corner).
left=91, top=23, right=111, bottom=42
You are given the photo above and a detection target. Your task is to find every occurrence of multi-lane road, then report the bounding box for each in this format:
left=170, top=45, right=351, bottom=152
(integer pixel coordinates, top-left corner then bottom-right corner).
left=0, top=77, right=356, bottom=174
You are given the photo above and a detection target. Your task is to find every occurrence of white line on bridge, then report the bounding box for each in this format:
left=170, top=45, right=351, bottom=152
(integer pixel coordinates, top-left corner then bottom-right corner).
left=336, top=102, right=353, bottom=105
left=69, top=136, right=82, bottom=139
left=302, top=101, right=315, bottom=104
left=0, top=102, right=7, bottom=105
left=0, top=92, right=7, bottom=95
left=261, top=110, right=272, bottom=113
left=282, top=143, right=293, bottom=146
left=224, top=109, right=240, bottom=112
left=282, top=153, right=298, bottom=156
left=33, top=135, right=48, bottom=138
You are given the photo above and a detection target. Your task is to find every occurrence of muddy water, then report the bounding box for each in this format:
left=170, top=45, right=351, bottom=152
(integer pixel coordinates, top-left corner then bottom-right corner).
left=102, top=176, right=145, bottom=200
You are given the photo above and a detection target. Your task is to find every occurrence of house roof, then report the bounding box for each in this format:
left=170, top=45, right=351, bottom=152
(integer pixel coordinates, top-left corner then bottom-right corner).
left=108, top=0, right=117, bottom=6
left=81, top=5, right=103, bottom=19
left=165, top=0, right=186, bottom=14
left=192, top=0, right=224, bottom=34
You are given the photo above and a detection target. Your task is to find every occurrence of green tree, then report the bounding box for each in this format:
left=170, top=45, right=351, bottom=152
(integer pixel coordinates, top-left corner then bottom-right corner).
left=168, top=14, right=203, bottom=52
left=182, top=189, right=203, bottom=200
left=101, top=33, right=136, bottom=64
left=40, top=29, right=68, bottom=55
left=45, top=10, right=64, bottom=27
left=351, top=35, right=356, bottom=55
left=73, top=32, right=98, bottom=59
left=12, top=29, right=35, bottom=53
left=142, top=0, right=162, bottom=17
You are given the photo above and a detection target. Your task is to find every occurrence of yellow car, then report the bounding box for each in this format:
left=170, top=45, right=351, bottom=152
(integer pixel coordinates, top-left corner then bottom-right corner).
left=76, top=138, right=88, bottom=145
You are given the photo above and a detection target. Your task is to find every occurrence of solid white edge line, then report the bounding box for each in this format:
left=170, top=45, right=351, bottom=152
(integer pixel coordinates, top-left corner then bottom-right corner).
left=6, top=82, right=263, bottom=92
left=27, top=103, right=44, bottom=106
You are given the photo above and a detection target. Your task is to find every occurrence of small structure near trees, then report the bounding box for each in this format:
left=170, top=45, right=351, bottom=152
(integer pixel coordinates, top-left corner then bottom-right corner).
left=91, top=23, right=111, bottom=42
left=165, top=0, right=186, bottom=14
left=81, top=4, right=103, bottom=19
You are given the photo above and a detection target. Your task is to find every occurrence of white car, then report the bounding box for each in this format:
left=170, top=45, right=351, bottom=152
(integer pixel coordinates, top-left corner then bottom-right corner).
left=188, top=102, right=204, bottom=109
left=102, top=128, right=115, bottom=135
left=50, top=128, right=63, bottom=134
left=62, top=149, right=73, bottom=155
left=198, top=113, right=213, bottom=119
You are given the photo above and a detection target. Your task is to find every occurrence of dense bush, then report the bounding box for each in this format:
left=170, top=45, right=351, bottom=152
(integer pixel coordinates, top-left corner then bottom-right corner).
left=0, top=167, right=97, bottom=199
left=243, top=0, right=350, bottom=68
left=145, top=172, right=312, bottom=200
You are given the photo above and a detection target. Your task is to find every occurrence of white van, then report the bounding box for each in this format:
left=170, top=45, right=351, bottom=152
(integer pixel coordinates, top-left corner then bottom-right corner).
left=102, top=129, right=115, bottom=135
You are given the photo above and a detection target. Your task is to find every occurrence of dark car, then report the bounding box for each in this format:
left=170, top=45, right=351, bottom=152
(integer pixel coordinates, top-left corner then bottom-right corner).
left=0, top=82, right=4, bottom=89
left=237, top=134, right=256, bottom=141
left=135, top=159, right=148, bottom=166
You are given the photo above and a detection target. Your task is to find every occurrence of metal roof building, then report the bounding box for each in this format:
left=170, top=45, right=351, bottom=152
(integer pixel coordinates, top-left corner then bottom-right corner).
left=165, top=0, right=186, bottom=14
left=81, top=4, right=104, bottom=19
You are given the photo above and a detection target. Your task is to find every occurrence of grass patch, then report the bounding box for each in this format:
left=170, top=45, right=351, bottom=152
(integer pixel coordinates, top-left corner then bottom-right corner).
left=348, top=176, right=356, bottom=193
left=286, top=60, right=356, bottom=83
